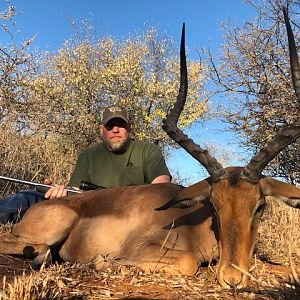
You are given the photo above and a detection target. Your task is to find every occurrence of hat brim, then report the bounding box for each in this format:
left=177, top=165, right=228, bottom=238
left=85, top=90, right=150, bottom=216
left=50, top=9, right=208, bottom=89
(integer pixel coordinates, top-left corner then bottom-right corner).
left=102, top=114, right=129, bottom=125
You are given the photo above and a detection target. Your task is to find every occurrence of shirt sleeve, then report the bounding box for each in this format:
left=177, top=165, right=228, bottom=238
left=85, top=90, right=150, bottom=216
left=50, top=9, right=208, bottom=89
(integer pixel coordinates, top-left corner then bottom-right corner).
left=68, top=150, right=90, bottom=188
left=144, top=143, right=171, bottom=183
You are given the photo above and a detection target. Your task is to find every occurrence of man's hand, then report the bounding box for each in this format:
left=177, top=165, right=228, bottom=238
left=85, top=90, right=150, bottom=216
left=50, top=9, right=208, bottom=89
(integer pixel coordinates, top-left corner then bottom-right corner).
left=44, top=179, right=68, bottom=199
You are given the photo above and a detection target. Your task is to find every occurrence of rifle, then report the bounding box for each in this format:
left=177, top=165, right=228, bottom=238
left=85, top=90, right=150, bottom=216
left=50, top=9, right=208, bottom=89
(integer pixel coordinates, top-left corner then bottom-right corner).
left=0, top=176, right=103, bottom=195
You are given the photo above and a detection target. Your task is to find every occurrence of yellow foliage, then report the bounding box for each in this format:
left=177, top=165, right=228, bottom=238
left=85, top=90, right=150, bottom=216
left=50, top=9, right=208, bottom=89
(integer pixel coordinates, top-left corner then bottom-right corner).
left=27, top=27, right=211, bottom=151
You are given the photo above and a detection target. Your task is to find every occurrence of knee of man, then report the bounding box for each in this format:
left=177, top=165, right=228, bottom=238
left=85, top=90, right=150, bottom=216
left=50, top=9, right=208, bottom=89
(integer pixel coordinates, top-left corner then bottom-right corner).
left=10, top=190, right=45, bottom=208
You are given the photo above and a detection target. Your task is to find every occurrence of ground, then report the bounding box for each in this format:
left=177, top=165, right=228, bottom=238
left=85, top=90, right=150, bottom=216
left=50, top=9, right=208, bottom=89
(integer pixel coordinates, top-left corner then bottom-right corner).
left=0, top=254, right=299, bottom=299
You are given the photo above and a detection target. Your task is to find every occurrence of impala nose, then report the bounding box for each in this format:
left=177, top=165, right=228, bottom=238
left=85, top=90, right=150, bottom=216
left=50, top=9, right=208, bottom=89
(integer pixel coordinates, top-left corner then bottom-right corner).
left=224, top=268, right=243, bottom=287
left=218, top=265, right=246, bottom=288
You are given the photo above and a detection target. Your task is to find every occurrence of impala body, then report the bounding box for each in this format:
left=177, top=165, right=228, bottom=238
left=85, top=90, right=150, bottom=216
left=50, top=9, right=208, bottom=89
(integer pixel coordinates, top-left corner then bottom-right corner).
left=0, top=183, right=218, bottom=275
left=0, top=167, right=299, bottom=288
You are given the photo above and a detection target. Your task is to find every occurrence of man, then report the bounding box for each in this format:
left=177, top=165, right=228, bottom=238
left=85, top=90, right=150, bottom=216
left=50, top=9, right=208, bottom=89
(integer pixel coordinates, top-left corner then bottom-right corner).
left=0, top=105, right=171, bottom=223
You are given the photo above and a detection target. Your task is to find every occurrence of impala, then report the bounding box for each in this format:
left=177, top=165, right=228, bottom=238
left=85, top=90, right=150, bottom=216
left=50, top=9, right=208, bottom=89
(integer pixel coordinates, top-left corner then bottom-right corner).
left=0, top=8, right=299, bottom=289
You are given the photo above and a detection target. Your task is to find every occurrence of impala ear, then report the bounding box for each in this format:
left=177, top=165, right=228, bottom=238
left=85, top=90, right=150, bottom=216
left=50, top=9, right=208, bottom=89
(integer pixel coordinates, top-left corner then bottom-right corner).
left=155, top=180, right=212, bottom=210
left=260, top=177, right=300, bottom=209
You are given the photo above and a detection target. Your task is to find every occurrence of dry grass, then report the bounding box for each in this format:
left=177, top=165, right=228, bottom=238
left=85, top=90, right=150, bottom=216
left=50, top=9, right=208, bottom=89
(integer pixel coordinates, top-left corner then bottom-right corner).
left=0, top=271, right=61, bottom=300
left=0, top=127, right=78, bottom=198
left=256, top=197, right=300, bottom=265
left=0, top=257, right=298, bottom=299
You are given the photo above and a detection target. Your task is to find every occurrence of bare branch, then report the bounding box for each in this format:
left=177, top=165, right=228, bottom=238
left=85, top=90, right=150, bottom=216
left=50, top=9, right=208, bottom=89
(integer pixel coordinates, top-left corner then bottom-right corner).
left=242, top=7, right=300, bottom=182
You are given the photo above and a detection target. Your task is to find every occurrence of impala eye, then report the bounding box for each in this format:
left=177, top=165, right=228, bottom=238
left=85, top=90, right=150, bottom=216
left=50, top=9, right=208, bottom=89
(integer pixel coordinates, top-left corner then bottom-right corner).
left=255, top=203, right=266, bottom=215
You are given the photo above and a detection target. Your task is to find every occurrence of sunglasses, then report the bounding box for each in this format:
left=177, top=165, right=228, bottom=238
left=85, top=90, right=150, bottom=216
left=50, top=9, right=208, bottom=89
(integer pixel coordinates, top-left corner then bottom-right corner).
left=104, top=118, right=128, bottom=131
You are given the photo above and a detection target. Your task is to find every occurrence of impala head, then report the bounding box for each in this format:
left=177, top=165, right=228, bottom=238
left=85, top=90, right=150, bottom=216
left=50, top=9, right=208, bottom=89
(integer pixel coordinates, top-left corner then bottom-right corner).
left=210, top=167, right=265, bottom=288
left=161, top=9, right=300, bottom=288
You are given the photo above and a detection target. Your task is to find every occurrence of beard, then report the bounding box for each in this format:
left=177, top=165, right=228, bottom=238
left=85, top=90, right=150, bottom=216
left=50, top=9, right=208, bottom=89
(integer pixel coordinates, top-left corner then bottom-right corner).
left=106, top=136, right=130, bottom=153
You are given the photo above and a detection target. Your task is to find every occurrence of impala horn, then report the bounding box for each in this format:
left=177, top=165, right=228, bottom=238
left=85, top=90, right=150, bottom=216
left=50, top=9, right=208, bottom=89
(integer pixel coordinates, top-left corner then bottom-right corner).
left=162, top=23, right=226, bottom=182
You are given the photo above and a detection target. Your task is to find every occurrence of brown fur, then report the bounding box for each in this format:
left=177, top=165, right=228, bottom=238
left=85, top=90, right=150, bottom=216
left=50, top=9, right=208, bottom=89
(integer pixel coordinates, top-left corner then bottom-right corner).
left=0, top=183, right=218, bottom=274
left=0, top=167, right=299, bottom=288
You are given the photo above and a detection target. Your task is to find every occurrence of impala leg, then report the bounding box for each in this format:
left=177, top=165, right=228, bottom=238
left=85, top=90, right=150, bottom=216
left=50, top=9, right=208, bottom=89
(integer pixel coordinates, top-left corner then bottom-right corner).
left=0, top=232, right=49, bottom=257
left=136, top=244, right=198, bottom=275
left=0, top=232, right=50, bottom=268
left=94, top=244, right=198, bottom=275
left=6, top=201, right=79, bottom=268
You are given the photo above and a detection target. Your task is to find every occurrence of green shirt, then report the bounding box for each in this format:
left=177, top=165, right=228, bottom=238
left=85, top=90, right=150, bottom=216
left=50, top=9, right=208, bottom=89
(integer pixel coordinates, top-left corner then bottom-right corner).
left=69, top=140, right=171, bottom=188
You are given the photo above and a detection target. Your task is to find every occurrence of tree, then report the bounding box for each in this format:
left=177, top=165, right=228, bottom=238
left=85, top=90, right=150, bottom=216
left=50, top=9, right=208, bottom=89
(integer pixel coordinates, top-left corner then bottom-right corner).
left=28, top=24, right=210, bottom=152
left=0, top=1, right=36, bottom=130
left=210, top=0, right=300, bottom=184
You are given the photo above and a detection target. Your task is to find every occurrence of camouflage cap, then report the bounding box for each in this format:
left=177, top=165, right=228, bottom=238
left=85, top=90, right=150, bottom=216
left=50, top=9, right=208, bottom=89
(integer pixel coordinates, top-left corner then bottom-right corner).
left=101, top=105, right=129, bottom=125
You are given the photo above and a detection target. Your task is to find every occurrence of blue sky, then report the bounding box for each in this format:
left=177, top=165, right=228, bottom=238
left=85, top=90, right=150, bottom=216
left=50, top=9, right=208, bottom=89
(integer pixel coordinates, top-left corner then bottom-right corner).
left=4, top=0, right=257, bottom=184
left=7, top=0, right=256, bottom=51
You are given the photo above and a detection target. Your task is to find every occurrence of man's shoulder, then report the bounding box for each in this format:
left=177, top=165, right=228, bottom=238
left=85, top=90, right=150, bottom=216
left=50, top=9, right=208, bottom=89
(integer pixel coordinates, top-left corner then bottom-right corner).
left=131, top=140, right=161, bottom=152
left=81, top=142, right=106, bottom=155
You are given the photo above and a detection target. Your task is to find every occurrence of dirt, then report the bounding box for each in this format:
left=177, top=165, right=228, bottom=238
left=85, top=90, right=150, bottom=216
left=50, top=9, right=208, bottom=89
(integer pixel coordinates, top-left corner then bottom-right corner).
left=0, top=254, right=299, bottom=299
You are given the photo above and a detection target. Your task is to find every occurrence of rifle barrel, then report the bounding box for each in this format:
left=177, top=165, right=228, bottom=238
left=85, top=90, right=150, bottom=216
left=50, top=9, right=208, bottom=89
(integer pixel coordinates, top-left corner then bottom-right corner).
left=0, top=176, right=82, bottom=194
